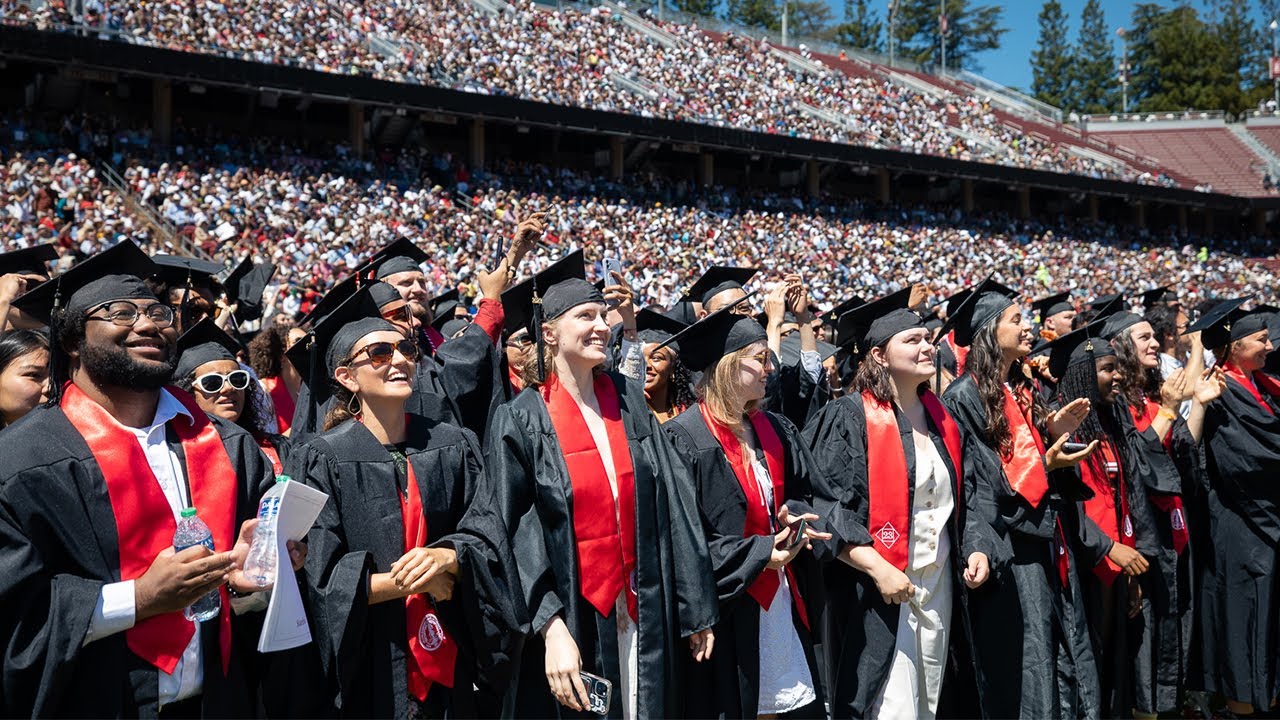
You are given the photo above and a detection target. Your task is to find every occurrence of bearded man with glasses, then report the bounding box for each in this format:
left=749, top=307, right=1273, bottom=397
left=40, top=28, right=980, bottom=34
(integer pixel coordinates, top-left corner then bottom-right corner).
left=0, top=241, right=295, bottom=718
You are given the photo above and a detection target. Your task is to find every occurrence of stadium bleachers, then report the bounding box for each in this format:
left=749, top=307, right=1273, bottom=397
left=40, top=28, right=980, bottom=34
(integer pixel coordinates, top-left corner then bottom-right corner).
left=1089, top=124, right=1270, bottom=197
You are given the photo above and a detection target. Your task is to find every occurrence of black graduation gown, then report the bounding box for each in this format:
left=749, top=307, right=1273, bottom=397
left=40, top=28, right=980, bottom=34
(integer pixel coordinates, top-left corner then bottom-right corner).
left=416, top=322, right=505, bottom=445
left=771, top=350, right=824, bottom=430
left=1196, top=377, right=1280, bottom=708
left=487, top=371, right=719, bottom=719
left=0, top=403, right=271, bottom=718
left=662, top=408, right=827, bottom=720
left=801, top=393, right=996, bottom=719
left=296, top=414, right=523, bottom=718
left=940, top=376, right=1101, bottom=719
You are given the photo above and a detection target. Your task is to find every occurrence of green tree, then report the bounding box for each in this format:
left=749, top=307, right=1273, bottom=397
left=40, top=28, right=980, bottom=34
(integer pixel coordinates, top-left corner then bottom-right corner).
left=1139, top=6, right=1238, bottom=112
left=831, top=0, right=883, bottom=52
left=671, top=0, right=719, bottom=18
left=723, top=0, right=779, bottom=31
left=1123, top=3, right=1165, bottom=107
left=786, top=0, right=834, bottom=39
left=889, top=0, right=1007, bottom=72
left=1071, top=0, right=1118, bottom=114
left=1030, top=1, right=1073, bottom=109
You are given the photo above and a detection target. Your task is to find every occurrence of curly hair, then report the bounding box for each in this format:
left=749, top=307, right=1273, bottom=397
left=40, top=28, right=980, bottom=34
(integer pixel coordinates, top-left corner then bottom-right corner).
left=1145, top=305, right=1180, bottom=355
left=1111, top=330, right=1162, bottom=408
left=965, top=320, right=1045, bottom=455
left=1055, top=354, right=1127, bottom=479
left=248, top=321, right=294, bottom=379
left=176, top=366, right=272, bottom=438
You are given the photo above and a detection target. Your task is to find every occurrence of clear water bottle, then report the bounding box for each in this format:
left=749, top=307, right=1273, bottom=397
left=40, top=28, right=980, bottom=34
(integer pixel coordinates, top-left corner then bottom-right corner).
left=243, top=475, right=289, bottom=588
left=173, top=507, right=222, bottom=622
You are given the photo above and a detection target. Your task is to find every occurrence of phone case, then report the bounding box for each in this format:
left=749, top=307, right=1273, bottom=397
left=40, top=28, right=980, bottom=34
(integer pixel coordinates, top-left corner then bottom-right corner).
left=579, top=671, right=613, bottom=715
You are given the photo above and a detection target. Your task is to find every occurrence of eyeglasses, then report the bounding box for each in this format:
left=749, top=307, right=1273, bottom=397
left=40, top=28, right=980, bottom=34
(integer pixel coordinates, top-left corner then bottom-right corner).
left=349, top=339, right=420, bottom=368
left=381, top=305, right=413, bottom=324
left=506, top=335, right=534, bottom=348
left=194, top=370, right=251, bottom=394
left=741, top=351, right=771, bottom=367
left=87, top=300, right=175, bottom=329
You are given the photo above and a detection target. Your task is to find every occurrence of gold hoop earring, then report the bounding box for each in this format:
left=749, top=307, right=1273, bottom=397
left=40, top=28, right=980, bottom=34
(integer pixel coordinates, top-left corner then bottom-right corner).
left=347, top=392, right=361, bottom=417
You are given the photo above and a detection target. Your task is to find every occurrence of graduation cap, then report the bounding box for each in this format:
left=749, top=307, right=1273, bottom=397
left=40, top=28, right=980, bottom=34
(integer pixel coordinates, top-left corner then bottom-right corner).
left=934, top=277, right=1019, bottom=348
left=287, top=285, right=398, bottom=415
left=944, top=288, right=973, bottom=318
left=818, top=294, right=867, bottom=329
left=365, top=238, right=429, bottom=280
left=1044, top=320, right=1114, bottom=380
left=12, top=241, right=160, bottom=403
left=635, top=308, right=689, bottom=348
left=0, top=243, right=58, bottom=278
left=500, top=250, right=594, bottom=380
left=174, top=318, right=244, bottom=380
left=654, top=293, right=764, bottom=373
left=679, top=266, right=759, bottom=307
left=1087, top=293, right=1122, bottom=310
left=779, top=333, right=839, bottom=368
left=665, top=300, right=699, bottom=326
left=429, top=288, right=462, bottom=331
left=152, top=254, right=223, bottom=289
left=1089, top=295, right=1126, bottom=321
left=1100, top=311, right=1145, bottom=342
left=439, top=318, right=471, bottom=339
left=835, top=286, right=917, bottom=354
left=222, top=258, right=276, bottom=324
left=1031, top=291, right=1074, bottom=322
left=1140, top=286, right=1175, bottom=308
left=1183, top=297, right=1266, bottom=348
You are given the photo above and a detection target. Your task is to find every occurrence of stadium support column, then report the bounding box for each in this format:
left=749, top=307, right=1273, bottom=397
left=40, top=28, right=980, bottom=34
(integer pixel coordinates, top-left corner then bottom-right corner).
left=610, top=137, right=624, bottom=180
left=961, top=179, right=974, bottom=212
left=1018, top=187, right=1031, bottom=219
left=1088, top=195, right=1099, bottom=222
left=876, top=168, right=891, bottom=204
left=348, top=104, right=365, bottom=159
left=699, top=152, right=714, bottom=187
left=469, top=119, right=485, bottom=169
left=1255, top=207, right=1267, bottom=236
left=1203, top=210, right=1214, bottom=236
left=152, top=79, right=172, bottom=151
left=1131, top=200, right=1146, bottom=229
left=806, top=161, right=820, bottom=198
left=1177, top=206, right=1188, bottom=236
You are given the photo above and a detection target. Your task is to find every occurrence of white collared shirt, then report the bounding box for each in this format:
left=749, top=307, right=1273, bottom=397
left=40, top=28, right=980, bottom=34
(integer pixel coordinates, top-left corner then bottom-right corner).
left=82, top=389, right=203, bottom=707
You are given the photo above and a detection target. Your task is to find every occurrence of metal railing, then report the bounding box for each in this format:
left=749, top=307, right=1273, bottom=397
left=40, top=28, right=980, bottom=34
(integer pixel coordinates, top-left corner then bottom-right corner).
left=952, top=69, right=1063, bottom=123
left=97, top=161, right=211, bottom=260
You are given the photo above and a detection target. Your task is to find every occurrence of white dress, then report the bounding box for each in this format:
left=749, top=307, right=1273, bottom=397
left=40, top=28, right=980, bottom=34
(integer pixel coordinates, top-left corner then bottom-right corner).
left=868, top=431, right=955, bottom=720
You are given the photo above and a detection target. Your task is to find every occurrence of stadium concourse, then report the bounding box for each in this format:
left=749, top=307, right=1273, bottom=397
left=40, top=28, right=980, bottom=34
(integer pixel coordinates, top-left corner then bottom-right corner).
left=1, top=112, right=1276, bottom=324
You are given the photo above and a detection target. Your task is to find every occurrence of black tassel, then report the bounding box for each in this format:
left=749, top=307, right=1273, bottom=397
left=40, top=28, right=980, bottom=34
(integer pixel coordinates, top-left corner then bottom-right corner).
left=46, top=280, right=65, bottom=406
left=533, top=290, right=545, bottom=383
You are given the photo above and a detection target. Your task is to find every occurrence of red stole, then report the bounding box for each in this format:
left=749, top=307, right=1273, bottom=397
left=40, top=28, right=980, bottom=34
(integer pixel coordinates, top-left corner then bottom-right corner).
left=1079, top=442, right=1135, bottom=585
left=1223, top=362, right=1280, bottom=415
left=1128, top=402, right=1188, bottom=556
left=698, top=403, right=809, bottom=630
left=262, top=376, right=295, bottom=434
left=543, top=374, right=638, bottom=620
left=257, top=437, right=283, bottom=476
left=999, top=386, right=1069, bottom=585
left=399, top=455, right=458, bottom=700
left=861, top=391, right=964, bottom=570
left=946, top=330, right=969, bottom=376
left=61, top=383, right=235, bottom=675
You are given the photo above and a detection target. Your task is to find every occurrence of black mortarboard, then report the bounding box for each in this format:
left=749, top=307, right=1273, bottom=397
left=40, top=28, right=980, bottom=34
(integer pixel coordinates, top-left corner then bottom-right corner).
left=429, top=288, right=461, bottom=328
left=656, top=293, right=765, bottom=373
left=366, top=238, right=429, bottom=280
left=0, top=243, right=58, bottom=278
left=1046, top=320, right=1114, bottom=380
left=679, top=266, right=759, bottom=307
left=944, top=289, right=973, bottom=318
left=1140, top=286, right=1174, bottom=308
left=174, top=318, right=244, bottom=380
left=1184, top=297, right=1265, bottom=348
left=298, top=274, right=361, bottom=328
left=938, top=278, right=1019, bottom=347
left=666, top=300, right=698, bottom=326
left=152, top=254, right=224, bottom=289
left=1088, top=293, right=1121, bottom=309
left=1031, top=291, right=1074, bottom=322
left=367, top=281, right=404, bottom=311
left=779, top=334, right=839, bottom=367
left=223, top=258, right=276, bottom=323
left=542, top=279, right=605, bottom=322
left=501, top=250, right=587, bottom=336
left=1090, top=295, right=1126, bottom=321
left=1100, top=311, right=1144, bottom=341
left=440, top=318, right=471, bottom=339
left=288, top=286, right=398, bottom=408
left=635, top=308, right=688, bottom=347
left=835, top=287, right=917, bottom=353
left=819, top=294, right=867, bottom=329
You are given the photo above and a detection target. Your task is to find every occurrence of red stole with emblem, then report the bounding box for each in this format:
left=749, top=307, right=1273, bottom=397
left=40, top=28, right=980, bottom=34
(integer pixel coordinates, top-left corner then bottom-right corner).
left=1079, top=441, right=1136, bottom=585
left=399, top=444, right=458, bottom=701
left=544, top=374, right=638, bottom=620
left=1129, top=401, right=1188, bottom=556
left=999, top=385, right=1069, bottom=585
left=862, top=390, right=963, bottom=570
left=61, top=383, right=235, bottom=675
left=698, top=403, right=809, bottom=630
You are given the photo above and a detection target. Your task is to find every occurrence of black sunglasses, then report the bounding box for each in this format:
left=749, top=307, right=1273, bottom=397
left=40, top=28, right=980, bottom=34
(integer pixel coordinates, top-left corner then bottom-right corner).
left=349, top=339, right=420, bottom=368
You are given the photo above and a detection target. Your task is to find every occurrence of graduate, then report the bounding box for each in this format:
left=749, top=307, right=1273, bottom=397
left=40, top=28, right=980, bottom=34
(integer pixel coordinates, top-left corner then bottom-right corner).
left=0, top=242, right=59, bottom=333
left=150, top=254, right=227, bottom=333
left=938, top=278, right=1103, bottom=718
left=803, top=292, right=994, bottom=720
left=659, top=298, right=831, bottom=719
left=486, top=255, right=718, bottom=718
left=1027, top=291, right=1077, bottom=402
left=294, top=285, right=522, bottom=717
left=635, top=308, right=694, bottom=423
left=1186, top=299, right=1280, bottom=717
left=0, top=241, right=283, bottom=716
left=1101, top=308, right=1223, bottom=716
left=0, top=329, right=50, bottom=428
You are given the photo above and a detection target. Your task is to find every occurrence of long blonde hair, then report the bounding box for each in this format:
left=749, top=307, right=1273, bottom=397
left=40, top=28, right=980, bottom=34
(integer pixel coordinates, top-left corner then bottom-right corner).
left=697, top=344, right=762, bottom=432
left=518, top=315, right=604, bottom=388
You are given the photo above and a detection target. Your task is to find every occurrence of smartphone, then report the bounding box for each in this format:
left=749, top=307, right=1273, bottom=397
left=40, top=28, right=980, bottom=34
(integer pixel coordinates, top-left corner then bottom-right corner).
left=778, top=518, right=808, bottom=550
left=578, top=671, right=613, bottom=716
left=1062, top=442, right=1089, bottom=453
left=602, top=257, right=624, bottom=307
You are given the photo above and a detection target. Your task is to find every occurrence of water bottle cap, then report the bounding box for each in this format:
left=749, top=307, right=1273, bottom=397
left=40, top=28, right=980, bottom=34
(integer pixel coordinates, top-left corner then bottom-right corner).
left=275, top=474, right=290, bottom=483
left=180, top=507, right=197, bottom=518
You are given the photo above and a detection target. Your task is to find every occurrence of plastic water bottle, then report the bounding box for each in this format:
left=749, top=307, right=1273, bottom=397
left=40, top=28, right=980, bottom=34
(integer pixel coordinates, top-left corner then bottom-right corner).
left=243, top=475, right=289, bottom=588
left=173, top=507, right=221, bottom=622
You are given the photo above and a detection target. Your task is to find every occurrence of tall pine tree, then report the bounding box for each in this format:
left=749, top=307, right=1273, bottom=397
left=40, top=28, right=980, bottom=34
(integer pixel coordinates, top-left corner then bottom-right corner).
left=889, top=0, right=1007, bottom=72
left=1124, top=3, right=1165, bottom=108
left=832, top=0, right=883, bottom=52
left=671, top=0, right=719, bottom=18
left=1071, top=0, right=1119, bottom=114
left=723, top=0, right=779, bottom=31
left=1141, top=6, right=1238, bottom=112
left=1030, top=1, right=1073, bottom=108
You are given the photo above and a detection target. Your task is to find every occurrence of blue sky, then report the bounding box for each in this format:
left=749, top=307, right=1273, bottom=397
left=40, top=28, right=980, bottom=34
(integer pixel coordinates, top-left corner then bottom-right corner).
left=927, top=1, right=1276, bottom=93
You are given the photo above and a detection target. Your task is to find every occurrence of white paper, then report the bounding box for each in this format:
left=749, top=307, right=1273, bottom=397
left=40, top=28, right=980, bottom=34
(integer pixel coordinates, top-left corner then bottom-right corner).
left=258, top=480, right=329, bottom=653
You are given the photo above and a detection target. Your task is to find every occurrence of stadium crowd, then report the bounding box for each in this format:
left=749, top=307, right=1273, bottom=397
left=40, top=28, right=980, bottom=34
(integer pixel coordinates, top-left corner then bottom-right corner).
left=1, top=0, right=1178, bottom=187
